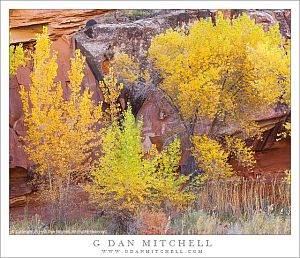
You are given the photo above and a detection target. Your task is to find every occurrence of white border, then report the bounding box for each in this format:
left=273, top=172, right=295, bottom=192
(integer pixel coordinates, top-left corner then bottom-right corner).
left=1, top=1, right=299, bottom=257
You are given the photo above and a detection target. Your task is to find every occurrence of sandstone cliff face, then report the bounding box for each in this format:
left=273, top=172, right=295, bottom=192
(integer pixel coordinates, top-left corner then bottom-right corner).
left=9, top=10, right=109, bottom=43
left=9, top=9, right=291, bottom=211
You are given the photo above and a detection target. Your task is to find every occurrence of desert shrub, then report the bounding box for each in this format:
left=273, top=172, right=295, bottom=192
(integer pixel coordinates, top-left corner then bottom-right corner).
left=195, top=210, right=290, bottom=235
left=169, top=208, right=290, bottom=235
left=136, top=209, right=170, bottom=235
left=196, top=212, right=227, bottom=234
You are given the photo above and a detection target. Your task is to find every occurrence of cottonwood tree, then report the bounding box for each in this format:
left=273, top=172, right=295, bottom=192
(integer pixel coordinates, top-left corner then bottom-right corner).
left=84, top=104, right=192, bottom=233
left=19, top=27, right=102, bottom=220
left=113, top=12, right=290, bottom=179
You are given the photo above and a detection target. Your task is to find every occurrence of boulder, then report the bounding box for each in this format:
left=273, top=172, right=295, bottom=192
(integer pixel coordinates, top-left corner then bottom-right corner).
left=9, top=127, right=29, bottom=169
left=137, top=91, right=185, bottom=152
left=247, top=9, right=290, bottom=37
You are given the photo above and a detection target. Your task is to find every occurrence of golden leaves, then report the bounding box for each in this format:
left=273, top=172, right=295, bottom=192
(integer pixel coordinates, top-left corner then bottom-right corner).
left=68, top=49, right=86, bottom=94
left=277, top=122, right=291, bottom=140
left=19, top=26, right=103, bottom=198
left=148, top=11, right=290, bottom=128
left=112, top=51, right=139, bottom=84
left=9, top=44, right=29, bottom=75
left=85, top=108, right=192, bottom=216
left=99, top=68, right=123, bottom=123
left=192, top=135, right=234, bottom=180
left=225, top=136, right=256, bottom=170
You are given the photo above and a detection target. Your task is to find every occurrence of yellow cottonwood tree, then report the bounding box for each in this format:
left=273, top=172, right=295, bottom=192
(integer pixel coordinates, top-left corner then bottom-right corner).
left=19, top=27, right=102, bottom=219
left=84, top=107, right=153, bottom=221
left=114, top=12, right=290, bottom=179
left=148, top=13, right=289, bottom=135
left=84, top=105, right=191, bottom=233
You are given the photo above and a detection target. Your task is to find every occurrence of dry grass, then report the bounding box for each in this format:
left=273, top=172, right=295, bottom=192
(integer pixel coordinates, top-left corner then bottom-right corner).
left=196, top=178, right=290, bottom=218
left=10, top=214, right=107, bottom=235
left=169, top=178, right=291, bottom=234
left=10, top=178, right=291, bottom=235
left=169, top=209, right=290, bottom=235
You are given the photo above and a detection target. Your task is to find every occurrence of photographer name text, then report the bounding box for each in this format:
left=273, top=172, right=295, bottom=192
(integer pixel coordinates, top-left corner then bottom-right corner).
left=93, top=239, right=213, bottom=248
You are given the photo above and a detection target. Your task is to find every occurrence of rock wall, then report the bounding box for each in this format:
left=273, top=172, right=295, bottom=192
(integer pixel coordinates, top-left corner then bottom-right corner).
left=10, top=10, right=110, bottom=43
left=9, top=9, right=291, bottom=211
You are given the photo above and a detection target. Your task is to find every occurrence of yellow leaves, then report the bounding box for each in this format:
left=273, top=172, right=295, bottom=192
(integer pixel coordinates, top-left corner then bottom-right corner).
left=33, top=26, right=51, bottom=61
left=9, top=44, right=29, bottom=75
left=193, top=134, right=255, bottom=180
left=86, top=109, right=193, bottom=216
left=246, top=40, right=289, bottom=109
left=154, top=137, right=192, bottom=210
left=19, top=85, right=29, bottom=115
left=68, top=49, right=86, bottom=94
left=112, top=51, right=139, bottom=84
left=284, top=170, right=291, bottom=184
left=19, top=26, right=103, bottom=203
left=277, top=122, right=291, bottom=140
left=225, top=136, right=256, bottom=170
left=147, top=11, right=290, bottom=130
left=86, top=106, right=151, bottom=214
left=99, top=68, right=123, bottom=123
left=192, top=135, right=234, bottom=180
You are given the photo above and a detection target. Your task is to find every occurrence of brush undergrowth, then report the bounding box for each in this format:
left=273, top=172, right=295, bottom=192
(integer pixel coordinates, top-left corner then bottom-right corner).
left=10, top=178, right=291, bottom=235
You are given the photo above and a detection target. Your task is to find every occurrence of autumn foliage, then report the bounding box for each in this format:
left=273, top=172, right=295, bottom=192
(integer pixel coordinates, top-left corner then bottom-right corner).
left=18, top=27, right=192, bottom=225
left=14, top=11, right=291, bottom=232
left=9, top=43, right=29, bottom=75
left=114, top=12, right=290, bottom=180
left=19, top=27, right=102, bottom=219
left=84, top=104, right=193, bottom=232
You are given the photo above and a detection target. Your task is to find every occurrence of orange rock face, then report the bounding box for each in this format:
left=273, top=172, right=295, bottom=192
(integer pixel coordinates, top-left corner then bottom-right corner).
left=9, top=9, right=110, bottom=43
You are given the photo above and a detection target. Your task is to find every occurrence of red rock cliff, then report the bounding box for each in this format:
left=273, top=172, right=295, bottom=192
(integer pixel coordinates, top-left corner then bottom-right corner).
left=9, top=9, right=291, bottom=211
